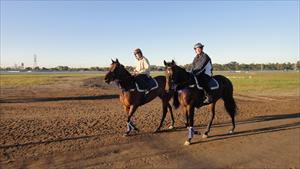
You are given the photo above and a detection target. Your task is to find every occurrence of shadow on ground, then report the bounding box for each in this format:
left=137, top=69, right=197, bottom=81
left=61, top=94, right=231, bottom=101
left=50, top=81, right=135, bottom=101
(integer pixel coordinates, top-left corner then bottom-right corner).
left=0, top=94, right=119, bottom=103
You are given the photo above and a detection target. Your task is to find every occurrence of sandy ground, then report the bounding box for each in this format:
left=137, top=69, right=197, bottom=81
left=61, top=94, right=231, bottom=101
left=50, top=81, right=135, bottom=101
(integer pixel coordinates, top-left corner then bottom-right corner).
left=0, top=76, right=299, bottom=169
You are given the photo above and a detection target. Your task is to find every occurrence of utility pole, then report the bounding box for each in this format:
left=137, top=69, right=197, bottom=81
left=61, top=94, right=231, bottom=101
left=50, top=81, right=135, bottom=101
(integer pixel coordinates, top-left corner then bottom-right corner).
left=33, top=54, right=38, bottom=69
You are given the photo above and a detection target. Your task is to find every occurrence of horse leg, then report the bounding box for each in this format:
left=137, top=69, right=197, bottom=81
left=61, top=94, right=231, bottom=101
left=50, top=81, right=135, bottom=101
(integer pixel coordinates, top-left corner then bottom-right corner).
left=229, top=112, right=235, bottom=134
left=222, top=92, right=236, bottom=134
left=185, top=110, right=189, bottom=128
left=167, top=102, right=175, bottom=129
left=124, top=105, right=139, bottom=136
left=184, top=106, right=195, bottom=146
left=203, top=102, right=216, bottom=138
left=155, top=100, right=168, bottom=132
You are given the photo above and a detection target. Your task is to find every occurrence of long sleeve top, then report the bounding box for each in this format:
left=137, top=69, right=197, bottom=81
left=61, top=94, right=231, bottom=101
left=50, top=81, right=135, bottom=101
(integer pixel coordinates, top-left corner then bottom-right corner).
left=191, top=52, right=213, bottom=76
left=134, top=56, right=150, bottom=75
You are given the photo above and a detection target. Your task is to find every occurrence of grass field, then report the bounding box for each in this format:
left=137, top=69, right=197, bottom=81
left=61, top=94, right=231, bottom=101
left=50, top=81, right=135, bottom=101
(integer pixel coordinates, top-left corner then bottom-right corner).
left=0, top=73, right=99, bottom=86
left=1, top=71, right=299, bottom=96
left=220, top=72, right=300, bottom=95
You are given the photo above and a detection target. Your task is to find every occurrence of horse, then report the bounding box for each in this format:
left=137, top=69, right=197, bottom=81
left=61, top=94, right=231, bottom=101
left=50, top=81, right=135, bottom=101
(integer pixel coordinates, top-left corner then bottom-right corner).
left=104, top=59, right=175, bottom=136
left=164, top=60, right=236, bottom=145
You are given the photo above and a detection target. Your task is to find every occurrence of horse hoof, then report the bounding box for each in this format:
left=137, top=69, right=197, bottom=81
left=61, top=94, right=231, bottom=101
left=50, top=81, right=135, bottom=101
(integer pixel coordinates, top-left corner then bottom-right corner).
left=202, top=134, right=208, bottom=139
left=168, top=126, right=175, bottom=130
left=228, top=130, right=234, bottom=134
left=184, top=140, right=191, bottom=146
left=123, top=133, right=129, bottom=137
left=132, top=128, right=139, bottom=133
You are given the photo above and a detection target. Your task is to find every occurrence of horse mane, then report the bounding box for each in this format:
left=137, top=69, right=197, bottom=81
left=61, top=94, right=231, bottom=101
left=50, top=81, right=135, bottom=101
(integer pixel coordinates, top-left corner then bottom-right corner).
left=117, top=63, right=133, bottom=79
left=173, top=64, right=190, bottom=83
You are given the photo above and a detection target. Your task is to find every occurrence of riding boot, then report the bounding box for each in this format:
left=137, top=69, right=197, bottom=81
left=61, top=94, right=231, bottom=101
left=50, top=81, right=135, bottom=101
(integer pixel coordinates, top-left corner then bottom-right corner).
left=203, top=87, right=213, bottom=104
left=203, top=93, right=213, bottom=104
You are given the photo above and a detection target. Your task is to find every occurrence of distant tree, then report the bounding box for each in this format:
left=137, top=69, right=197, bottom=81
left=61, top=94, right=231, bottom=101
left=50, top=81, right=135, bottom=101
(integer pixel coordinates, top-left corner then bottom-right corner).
left=34, top=66, right=40, bottom=70
left=4, top=67, right=12, bottom=71
left=102, top=67, right=110, bottom=71
left=25, top=67, right=33, bottom=70
left=57, top=66, right=69, bottom=71
left=90, top=67, right=101, bottom=71
left=42, top=67, right=49, bottom=71
left=183, top=63, right=192, bottom=70
left=50, top=67, right=59, bottom=71
left=125, top=66, right=134, bottom=72
left=224, top=61, right=239, bottom=71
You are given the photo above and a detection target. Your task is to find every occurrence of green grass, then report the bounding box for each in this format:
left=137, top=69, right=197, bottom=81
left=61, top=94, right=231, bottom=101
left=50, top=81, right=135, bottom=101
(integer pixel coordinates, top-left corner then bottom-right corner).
left=1, top=72, right=299, bottom=96
left=150, top=72, right=165, bottom=77
left=216, top=72, right=300, bottom=95
left=0, top=73, right=102, bottom=86
left=153, top=71, right=300, bottom=95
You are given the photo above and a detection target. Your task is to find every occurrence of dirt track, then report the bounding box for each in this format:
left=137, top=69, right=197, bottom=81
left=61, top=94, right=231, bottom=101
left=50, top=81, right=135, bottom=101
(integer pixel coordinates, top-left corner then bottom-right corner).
left=0, top=76, right=299, bottom=169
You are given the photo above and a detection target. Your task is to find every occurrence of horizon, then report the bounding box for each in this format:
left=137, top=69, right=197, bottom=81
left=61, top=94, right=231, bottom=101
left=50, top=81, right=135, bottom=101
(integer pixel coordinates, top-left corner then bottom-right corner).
left=1, top=60, right=299, bottom=69
left=1, top=1, right=299, bottom=68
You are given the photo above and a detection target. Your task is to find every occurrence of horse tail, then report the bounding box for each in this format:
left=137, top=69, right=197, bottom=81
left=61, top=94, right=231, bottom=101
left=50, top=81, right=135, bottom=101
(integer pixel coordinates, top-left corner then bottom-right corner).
left=221, top=77, right=237, bottom=118
left=173, top=90, right=180, bottom=109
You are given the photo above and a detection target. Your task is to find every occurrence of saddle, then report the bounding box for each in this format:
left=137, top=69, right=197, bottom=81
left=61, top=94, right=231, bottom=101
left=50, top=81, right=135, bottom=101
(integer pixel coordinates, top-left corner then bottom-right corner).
left=189, top=74, right=219, bottom=90
left=134, top=76, right=158, bottom=94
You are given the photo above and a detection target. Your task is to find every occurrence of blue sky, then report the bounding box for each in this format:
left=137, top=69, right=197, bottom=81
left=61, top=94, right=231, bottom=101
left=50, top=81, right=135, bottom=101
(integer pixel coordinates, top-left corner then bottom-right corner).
left=1, top=1, right=299, bottom=68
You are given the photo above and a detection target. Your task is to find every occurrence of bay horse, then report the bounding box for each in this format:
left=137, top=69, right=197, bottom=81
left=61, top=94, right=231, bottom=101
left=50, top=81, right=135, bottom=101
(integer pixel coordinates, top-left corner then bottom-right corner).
left=104, top=59, right=175, bottom=136
left=164, top=60, right=236, bottom=145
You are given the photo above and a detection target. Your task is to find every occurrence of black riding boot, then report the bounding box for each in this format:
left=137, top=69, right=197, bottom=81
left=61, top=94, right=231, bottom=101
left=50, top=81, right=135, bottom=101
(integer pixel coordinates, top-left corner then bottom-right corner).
left=195, top=73, right=213, bottom=104
left=203, top=92, right=213, bottom=104
left=203, top=86, right=213, bottom=104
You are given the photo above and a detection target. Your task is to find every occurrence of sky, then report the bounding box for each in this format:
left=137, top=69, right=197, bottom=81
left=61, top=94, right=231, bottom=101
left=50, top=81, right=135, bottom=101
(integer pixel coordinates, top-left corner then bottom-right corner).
left=1, top=1, right=299, bottom=68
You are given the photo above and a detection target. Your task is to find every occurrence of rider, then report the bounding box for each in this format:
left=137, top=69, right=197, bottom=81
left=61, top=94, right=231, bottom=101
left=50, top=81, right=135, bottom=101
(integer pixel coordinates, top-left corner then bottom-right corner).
left=191, top=42, right=213, bottom=104
left=133, top=48, right=151, bottom=91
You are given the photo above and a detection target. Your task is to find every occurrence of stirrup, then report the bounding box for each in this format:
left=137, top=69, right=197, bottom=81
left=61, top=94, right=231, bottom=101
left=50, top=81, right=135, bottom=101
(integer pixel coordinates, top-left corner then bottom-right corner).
left=203, top=96, right=213, bottom=104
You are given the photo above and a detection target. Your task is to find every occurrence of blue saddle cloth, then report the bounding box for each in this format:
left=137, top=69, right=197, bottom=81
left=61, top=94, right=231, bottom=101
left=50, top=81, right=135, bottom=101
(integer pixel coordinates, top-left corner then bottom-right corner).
left=134, top=75, right=158, bottom=93
left=190, top=74, right=219, bottom=90
left=208, top=78, right=219, bottom=90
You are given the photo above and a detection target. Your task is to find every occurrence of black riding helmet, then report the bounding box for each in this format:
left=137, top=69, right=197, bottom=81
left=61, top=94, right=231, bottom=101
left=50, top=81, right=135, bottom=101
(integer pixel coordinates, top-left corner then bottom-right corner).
left=194, top=43, right=204, bottom=49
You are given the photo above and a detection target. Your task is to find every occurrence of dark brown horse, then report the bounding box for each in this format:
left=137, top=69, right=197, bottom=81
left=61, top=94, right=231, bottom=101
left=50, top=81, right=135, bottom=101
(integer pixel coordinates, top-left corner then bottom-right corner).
left=164, top=60, right=236, bottom=145
left=104, top=59, right=174, bottom=136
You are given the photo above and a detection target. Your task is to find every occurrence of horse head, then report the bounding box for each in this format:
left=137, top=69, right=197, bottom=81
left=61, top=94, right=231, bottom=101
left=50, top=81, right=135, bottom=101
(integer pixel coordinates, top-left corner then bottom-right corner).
left=105, top=59, right=130, bottom=84
left=164, top=60, right=179, bottom=91
left=164, top=60, right=190, bottom=91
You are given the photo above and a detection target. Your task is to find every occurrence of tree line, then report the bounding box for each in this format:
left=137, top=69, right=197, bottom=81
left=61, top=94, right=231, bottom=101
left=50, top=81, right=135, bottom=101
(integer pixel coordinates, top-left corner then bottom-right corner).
left=1, top=61, right=299, bottom=72
left=184, top=61, right=300, bottom=71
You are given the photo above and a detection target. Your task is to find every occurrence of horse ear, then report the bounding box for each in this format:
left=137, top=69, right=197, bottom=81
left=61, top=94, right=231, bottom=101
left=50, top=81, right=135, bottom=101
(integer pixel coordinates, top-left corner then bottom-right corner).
left=164, top=60, right=167, bottom=66
left=111, top=59, right=115, bottom=63
left=171, top=60, right=175, bottom=65
left=116, top=58, right=119, bottom=63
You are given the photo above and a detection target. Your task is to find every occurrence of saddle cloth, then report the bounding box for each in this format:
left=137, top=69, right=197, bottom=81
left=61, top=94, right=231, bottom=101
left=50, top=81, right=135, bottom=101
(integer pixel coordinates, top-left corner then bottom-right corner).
left=135, top=76, right=158, bottom=93
left=190, top=74, right=219, bottom=90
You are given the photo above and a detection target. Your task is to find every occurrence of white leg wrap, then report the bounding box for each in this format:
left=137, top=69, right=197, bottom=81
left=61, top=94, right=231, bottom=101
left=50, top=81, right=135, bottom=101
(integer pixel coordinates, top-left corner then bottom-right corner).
left=127, top=121, right=134, bottom=132
left=188, top=127, right=194, bottom=139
